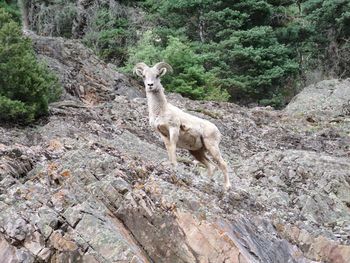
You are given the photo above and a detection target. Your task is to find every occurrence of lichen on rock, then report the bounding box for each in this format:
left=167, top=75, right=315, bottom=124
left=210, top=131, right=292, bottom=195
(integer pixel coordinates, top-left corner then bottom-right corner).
left=0, top=34, right=349, bottom=263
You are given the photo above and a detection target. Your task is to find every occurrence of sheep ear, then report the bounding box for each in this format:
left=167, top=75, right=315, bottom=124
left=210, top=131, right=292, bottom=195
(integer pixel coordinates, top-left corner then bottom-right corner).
left=158, top=68, right=167, bottom=77
left=134, top=68, right=144, bottom=77
left=133, top=62, right=148, bottom=77
left=154, top=62, right=173, bottom=75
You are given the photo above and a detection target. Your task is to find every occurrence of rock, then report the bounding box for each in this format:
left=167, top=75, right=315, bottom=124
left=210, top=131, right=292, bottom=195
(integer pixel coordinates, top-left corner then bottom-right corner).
left=278, top=223, right=350, bottom=263
left=0, top=144, right=36, bottom=180
left=0, top=234, right=34, bottom=263
left=1, top=35, right=350, bottom=262
left=28, top=33, right=144, bottom=103
left=23, top=231, right=45, bottom=256
left=37, top=248, right=52, bottom=261
left=49, top=230, right=78, bottom=252
left=285, top=78, right=350, bottom=118
left=3, top=217, right=28, bottom=245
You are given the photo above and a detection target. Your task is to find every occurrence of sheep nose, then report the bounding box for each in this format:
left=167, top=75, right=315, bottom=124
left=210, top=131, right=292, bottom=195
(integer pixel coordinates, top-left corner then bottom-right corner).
left=147, top=83, right=154, bottom=87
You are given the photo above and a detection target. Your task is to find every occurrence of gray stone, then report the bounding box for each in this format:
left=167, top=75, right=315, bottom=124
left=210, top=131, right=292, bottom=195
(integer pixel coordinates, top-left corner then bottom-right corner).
left=1, top=33, right=349, bottom=263
left=28, top=33, right=144, bottom=103
left=286, top=78, right=350, bottom=118
left=4, top=217, right=28, bottom=244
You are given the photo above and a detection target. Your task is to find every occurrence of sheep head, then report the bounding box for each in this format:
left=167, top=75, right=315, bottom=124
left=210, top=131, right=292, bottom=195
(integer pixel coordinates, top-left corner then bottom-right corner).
left=133, top=62, right=172, bottom=92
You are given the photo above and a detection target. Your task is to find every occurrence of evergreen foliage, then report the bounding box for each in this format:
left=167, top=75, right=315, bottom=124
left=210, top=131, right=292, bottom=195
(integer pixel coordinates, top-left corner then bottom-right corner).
left=202, top=26, right=298, bottom=106
left=0, top=8, right=61, bottom=124
left=141, top=0, right=300, bottom=106
left=303, top=0, right=350, bottom=77
left=28, top=0, right=77, bottom=38
left=13, top=0, right=350, bottom=107
left=83, top=6, right=133, bottom=65
left=124, top=32, right=229, bottom=101
left=0, top=0, right=20, bottom=23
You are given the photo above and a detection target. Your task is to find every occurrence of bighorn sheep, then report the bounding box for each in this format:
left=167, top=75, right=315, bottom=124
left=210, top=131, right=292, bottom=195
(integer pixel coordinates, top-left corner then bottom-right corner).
left=134, top=62, right=231, bottom=190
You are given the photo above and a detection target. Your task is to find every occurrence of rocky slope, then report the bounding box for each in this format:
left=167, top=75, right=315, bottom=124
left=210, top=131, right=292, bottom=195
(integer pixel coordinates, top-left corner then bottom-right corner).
left=0, top=35, right=350, bottom=263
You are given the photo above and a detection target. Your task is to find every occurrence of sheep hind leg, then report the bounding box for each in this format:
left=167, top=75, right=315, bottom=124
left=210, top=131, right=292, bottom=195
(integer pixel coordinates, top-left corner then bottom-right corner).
left=204, top=141, right=231, bottom=191
left=189, top=149, right=216, bottom=177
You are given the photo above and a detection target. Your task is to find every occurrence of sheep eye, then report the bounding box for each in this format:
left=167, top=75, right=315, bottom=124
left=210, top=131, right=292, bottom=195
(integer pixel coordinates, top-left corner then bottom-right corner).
left=142, top=75, right=145, bottom=78
left=156, top=74, right=161, bottom=78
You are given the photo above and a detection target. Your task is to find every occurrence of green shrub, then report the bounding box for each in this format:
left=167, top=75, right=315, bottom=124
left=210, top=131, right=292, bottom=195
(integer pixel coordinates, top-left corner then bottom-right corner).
left=143, top=0, right=300, bottom=107
left=0, top=8, right=61, bottom=124
left=302, top=0, right=350, bottom=78
left=83, top=8, right=131, bottom=66
left=29, top=0, right=76, bottom=38
left=198, top=26, right=298, bottom=106
left=0, top=0, right=20, bottom=23
left=124, top=32, right=229, bottom=101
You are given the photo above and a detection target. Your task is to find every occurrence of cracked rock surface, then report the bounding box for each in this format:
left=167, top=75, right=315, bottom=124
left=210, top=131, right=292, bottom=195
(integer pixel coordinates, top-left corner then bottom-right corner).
left=0, top=35, right=350, bottom=263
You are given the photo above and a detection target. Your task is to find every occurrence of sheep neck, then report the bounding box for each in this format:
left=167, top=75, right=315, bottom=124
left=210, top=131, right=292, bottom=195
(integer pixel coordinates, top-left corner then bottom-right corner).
left=146, top=88, right=167, bottom=118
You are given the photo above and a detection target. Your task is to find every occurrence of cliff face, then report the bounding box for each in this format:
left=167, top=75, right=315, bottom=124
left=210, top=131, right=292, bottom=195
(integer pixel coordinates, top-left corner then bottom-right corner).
left=0, top=35, right=350, bottom=263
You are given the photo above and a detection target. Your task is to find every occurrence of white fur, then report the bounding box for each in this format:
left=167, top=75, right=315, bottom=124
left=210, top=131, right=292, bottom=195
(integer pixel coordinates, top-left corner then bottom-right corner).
left=134, top=62, right=231, bottom=190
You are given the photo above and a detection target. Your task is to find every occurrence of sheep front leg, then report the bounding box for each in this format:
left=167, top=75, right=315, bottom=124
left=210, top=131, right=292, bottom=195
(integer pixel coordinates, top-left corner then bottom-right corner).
left=168, top=127, right=179, bottom=166
left=160, top=134, right=172, bottom=164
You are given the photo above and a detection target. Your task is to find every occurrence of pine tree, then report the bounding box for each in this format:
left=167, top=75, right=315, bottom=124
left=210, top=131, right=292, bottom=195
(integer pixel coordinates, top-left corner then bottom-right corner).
left=303, top=0, right=350, bottom=77
left=0, top=8, right=61, bottom=124
left=124, top=32, right=229, bottom=101
left=143, top=0, right=300, bottom=107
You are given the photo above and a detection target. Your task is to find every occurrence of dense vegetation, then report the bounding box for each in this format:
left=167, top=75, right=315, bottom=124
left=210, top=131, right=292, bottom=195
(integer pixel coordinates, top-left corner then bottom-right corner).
left=137, top=0, right=301, bottom=106
left=302, top=0, right=350, bottom=78
left=5, top=0, right=350, bottom=108
left=0, top=6, right=61, bottom=124
left=0, top=0, right=20, bottom=22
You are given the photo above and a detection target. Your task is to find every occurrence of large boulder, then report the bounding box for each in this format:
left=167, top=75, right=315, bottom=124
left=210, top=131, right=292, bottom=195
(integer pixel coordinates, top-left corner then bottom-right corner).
left=285, top=79, right=350, bottom=118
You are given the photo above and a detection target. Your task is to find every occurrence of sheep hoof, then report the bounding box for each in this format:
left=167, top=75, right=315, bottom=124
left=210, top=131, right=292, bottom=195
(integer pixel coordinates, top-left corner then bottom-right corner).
left=161, top=160, right=177, bottom=168
left=224, top=182, right=232, bottom=191
left=192, top=160, right=200, bottom=166
left=208, top=165, right=217, bottom=177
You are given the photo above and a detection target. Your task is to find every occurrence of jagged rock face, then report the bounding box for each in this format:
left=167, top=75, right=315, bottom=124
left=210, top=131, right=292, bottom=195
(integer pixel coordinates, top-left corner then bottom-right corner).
left=1, top=35, right=350, bottom=262
left=28, top=32, right=144, bottom=103
left=286, top=79, right=350, bottom=118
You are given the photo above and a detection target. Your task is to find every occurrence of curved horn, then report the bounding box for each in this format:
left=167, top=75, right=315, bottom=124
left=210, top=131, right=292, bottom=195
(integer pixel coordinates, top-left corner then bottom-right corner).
left=133, top=62, right=149, bottom=76
left=154, top=62, right=173, bottom=73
